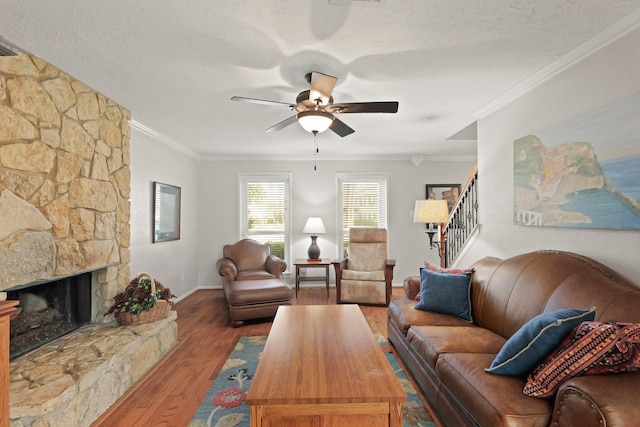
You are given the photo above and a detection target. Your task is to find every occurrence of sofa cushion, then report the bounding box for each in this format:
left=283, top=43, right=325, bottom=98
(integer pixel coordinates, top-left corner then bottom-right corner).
left=227, top=279, right=292, bottom=306
left=523, top=321, right=640, bottom=398
left=339, top=279, right=387, bottom=305
left=415, top=268, right=473, bottom=322
left=408, top=325, right=506, bottom=370
left=389, top=299, right=472, bottom=335
left=485, top=307, right=596, bottom=376
left=348, top=242, right=387, bottom=271
left=342, top=269, right=385, bottom=281
left=437, top=353, right=552, bottom=427
left=236, top=269, right=276, bottom=281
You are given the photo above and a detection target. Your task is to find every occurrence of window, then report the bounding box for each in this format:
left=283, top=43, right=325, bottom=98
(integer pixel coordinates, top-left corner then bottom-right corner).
left=336, top=173, right=388, bottom=257
left=240, top=173, right=291, bottom=265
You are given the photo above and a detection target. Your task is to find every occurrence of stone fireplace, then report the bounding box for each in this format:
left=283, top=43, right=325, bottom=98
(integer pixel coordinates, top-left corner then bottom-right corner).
left=0, top=51, right=129, bottom=316
left=1, top=51, right=177, bottom=426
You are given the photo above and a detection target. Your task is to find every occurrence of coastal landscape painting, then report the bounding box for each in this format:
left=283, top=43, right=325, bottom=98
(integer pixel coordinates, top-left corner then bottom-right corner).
left=513, top=93, right=640, bottom=230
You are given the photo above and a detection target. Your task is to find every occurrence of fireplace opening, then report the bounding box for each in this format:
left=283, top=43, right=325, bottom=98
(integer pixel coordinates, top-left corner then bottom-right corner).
left=7, top=272, right=92, bottom=360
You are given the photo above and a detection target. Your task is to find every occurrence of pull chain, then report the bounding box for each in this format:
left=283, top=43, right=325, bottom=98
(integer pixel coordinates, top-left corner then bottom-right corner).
left=313, top=131, right=318, bottom=171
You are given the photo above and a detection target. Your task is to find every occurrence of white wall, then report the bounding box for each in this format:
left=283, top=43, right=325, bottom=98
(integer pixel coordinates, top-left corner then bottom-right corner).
left=128, top=25, right=640, bottom=294
left=457, top=27, right=640, bottom=283
left=197, top=159, right=476, bottom=287
left=129, top=129, right=201, bottom=300
left=125, top=24, right=640, bottom=296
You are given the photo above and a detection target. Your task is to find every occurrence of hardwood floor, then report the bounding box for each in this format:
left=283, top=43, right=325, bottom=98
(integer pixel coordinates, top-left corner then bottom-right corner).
left=92, top=287, right=437, bottom=427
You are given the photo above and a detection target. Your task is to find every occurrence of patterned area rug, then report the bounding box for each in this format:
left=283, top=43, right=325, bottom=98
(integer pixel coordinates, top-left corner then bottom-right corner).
left=189, top=334, right=436, bottom=427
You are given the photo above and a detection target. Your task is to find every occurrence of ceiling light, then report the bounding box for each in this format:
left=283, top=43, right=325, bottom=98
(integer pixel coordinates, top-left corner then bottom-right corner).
left=297, top=110, right=334, bottom=134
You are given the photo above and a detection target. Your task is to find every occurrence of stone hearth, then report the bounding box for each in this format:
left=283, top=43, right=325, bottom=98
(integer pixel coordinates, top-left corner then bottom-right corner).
left=9, top=312, right=177, bottom=426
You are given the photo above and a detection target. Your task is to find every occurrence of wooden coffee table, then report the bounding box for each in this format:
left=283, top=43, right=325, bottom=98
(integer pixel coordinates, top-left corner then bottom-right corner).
left=246, top=305, right=406, bottom=427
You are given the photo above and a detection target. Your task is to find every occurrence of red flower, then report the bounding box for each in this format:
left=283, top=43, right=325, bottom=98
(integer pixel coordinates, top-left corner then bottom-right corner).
left=212, top=386, right=246, bottom=409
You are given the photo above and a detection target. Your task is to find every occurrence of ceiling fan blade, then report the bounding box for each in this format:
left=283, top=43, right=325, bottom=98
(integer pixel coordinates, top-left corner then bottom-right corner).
left=329, top=117, right=355, bottom=137
left=329, top=101, right=399, bottom=114
left=309, top=72, right=337, bottom=105
left=231, top=96, right=293, bottom=107
left=265, top=115, right=298, bottom=132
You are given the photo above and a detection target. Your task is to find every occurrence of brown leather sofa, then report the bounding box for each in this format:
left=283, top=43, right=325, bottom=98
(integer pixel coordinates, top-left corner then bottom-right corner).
left=388, top=250, right=640, bottom=427
left=216, top=239, right=292, bottom=326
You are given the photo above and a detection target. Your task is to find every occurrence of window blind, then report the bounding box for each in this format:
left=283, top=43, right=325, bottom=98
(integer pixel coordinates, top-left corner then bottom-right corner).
left=239, top=173, right=291, bottom=262
left=337, top=173, right=388, bottom=257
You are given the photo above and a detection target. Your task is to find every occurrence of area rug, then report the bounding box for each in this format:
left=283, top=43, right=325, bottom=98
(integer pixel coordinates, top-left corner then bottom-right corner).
left=188, top=334, right=436, bottom=427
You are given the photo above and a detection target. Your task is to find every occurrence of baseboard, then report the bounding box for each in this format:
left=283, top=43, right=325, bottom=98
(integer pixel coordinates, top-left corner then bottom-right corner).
left=176, top=283, right=403, bottom=304
left=173, top=286, right=219, bottom=304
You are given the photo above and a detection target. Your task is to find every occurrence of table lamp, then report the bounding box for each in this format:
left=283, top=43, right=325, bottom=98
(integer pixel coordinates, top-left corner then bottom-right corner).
left=302, top=217, right=326, bottom=260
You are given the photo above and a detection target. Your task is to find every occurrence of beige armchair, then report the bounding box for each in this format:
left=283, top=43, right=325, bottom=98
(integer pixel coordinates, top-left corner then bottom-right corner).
left=216, top=239, right=291, bottom=326
left=332, top=228, right=395, bottom=306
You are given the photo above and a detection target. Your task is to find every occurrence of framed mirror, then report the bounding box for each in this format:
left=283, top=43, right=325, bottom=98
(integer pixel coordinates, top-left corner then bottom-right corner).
left=153, top=182, right=181, bottom=243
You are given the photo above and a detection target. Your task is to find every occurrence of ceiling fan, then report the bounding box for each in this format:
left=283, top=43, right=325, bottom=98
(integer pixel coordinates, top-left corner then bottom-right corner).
left=231, top=72, right=399, bottom=137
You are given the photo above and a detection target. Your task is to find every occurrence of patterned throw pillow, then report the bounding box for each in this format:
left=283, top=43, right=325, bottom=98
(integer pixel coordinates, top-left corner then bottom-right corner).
left=424, top=261, right=475, bottom=275
left=523, top=321, right=640, bottom=398
left=415, top=262, right=474, bottom=301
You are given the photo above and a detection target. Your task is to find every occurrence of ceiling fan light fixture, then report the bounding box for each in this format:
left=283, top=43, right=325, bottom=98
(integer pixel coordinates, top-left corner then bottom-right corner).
left=297, top=110, right=334, bottom=134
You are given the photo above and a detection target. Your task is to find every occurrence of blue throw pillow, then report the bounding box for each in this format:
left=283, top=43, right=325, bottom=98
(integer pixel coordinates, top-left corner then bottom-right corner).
left=415, top=268, right=473, bottom=322
left=485, top=306, right=596, bottom=376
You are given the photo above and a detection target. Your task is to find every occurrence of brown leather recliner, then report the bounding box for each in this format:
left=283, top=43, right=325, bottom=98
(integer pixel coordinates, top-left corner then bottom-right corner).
left=216, top=239, right=292, bottom=326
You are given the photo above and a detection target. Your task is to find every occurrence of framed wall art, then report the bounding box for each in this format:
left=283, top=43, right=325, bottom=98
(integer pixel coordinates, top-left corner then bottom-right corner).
left=153, top=182, right=181, bottom=243
left=426, top=184, right=461, bottom=213
left=513, top=93, right=640, bottom=230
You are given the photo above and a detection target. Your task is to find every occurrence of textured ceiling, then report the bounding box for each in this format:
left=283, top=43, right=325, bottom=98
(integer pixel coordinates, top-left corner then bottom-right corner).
left=2, top=1, right=640, bottom=160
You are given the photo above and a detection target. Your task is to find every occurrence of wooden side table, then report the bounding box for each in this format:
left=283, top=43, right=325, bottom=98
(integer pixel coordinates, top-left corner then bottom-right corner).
left=293, top=259, right=331, bottom=298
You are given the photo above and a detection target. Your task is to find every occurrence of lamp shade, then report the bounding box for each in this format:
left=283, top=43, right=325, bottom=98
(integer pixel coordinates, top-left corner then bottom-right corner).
left=302, top=217, right=326, bottom=235
left=413, top=199, right=449, bottom=224
left=297, top=110, right=334, bottom=133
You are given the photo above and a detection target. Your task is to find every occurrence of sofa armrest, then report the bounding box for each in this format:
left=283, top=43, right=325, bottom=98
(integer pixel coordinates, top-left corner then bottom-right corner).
left=552, top=372, right=640, bottom=427
left=265, top=255, right=286, bottom=278
left=216, top=258, right=237, bottom=285
left=404, top=276, right=420, bottom=300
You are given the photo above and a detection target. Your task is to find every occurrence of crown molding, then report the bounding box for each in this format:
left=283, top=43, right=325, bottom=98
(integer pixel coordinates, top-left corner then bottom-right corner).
left=130, top=119, right=200, bottom=160
left=198, top=153, right=477, bottom=163
left=198, top=153, right=405, bottom=162
left=474, top=8, right=640, bottom=119
left=129, top=120, right=475, bottom=163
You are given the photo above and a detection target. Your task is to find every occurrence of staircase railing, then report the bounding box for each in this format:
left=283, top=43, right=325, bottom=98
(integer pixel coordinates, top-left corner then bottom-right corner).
left=443, top=164, right=478, bottom=267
